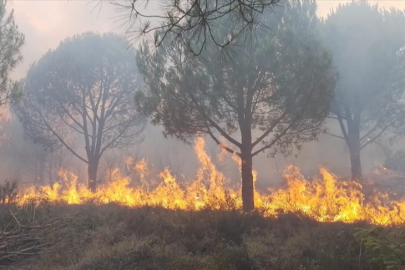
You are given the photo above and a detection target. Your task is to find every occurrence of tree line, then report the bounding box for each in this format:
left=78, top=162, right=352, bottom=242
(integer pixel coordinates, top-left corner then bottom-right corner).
left=2, top=0, right=405, bottom=211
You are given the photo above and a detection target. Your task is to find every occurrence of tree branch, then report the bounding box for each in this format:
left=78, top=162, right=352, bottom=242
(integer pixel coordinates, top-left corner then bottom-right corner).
left=206, top=125, right=241, bottom=157
left=36, top=108, right=88, bottom=164
left=360, top=126, right=389, bottom=150
left=325, top=132, right=345, bottom=140
left=186, top=84, right=242, bottom=148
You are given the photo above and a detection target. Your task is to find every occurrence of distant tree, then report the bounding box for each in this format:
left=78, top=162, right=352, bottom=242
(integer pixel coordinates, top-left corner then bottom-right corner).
left=0, top=0, right=24, bottom=106
left=321, top=2, right=405, bottom=179
left=135, top=1, right=337, bottom=211
left=384, top=150, right=405, bottom=174
left=105, top=0, right=280, bottom=56
left=13, top=32, right=146, bottom=191
left=2, top=120, right=74, bottom=187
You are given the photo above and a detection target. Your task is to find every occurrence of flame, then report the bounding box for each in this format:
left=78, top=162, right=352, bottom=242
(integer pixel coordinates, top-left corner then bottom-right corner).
left=15, top=138, right=405, bottom=226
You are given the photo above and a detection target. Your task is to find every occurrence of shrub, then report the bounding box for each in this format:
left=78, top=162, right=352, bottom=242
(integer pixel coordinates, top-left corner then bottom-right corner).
left=0, top=180, right=17, bottom=204
left=355, top=227, right=405, bottom=270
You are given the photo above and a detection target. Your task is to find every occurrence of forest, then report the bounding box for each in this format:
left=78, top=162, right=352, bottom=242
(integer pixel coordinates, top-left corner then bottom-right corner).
left=1, top=0, right=405, bottom=269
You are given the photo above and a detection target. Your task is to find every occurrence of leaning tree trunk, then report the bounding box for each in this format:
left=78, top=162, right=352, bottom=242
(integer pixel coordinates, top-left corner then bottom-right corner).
left=88, top=158, right=99, bottom=192
left=348, top=123, right=362, bottom=179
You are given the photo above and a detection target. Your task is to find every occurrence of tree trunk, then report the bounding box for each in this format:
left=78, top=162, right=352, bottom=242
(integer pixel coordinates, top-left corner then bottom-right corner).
left=348, top=121, right=362, bottom=179
left=349, top=141, right=362, bottom=179
left=49, top=151, right=53, bottom=188
left=241, top=149, right=254, bottom=212
left=88, top=158, right=99, bottom=192
left=38, top=156, right=46, bottom=186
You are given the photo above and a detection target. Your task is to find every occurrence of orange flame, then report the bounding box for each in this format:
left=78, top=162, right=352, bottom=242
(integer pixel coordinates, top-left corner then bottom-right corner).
left=16, top=138, right=405, bottom=226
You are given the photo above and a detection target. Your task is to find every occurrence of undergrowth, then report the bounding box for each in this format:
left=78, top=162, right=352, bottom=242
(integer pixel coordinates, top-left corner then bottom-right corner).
left=0, top=203, right=401, bottom=269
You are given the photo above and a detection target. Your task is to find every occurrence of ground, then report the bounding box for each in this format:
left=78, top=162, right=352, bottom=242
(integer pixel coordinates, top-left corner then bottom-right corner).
left=1, top=203, right=402, bottom=270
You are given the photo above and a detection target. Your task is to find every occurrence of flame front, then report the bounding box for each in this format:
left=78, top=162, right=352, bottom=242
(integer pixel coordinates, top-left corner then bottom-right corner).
left=16, top=138, right=405, bottom=226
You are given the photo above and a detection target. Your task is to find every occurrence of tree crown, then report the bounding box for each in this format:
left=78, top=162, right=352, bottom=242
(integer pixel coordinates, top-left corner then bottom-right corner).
left=136, top=1, right=337, bottom=157
left=14, top=32, right=145, bottom=162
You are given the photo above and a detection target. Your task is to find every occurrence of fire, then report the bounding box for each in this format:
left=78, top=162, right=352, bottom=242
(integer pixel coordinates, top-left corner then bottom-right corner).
left=16, top=138, right=405, bottom=226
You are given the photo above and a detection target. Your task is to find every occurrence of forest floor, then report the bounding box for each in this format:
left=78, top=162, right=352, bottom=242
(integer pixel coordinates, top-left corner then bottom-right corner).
left=0, top=203, right=402, bottom=270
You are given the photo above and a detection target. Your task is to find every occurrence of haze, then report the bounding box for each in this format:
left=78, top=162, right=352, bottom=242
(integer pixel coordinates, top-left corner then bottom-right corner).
left=2, top=0, right=405, bottom=188
left=3, top=1, right=405, bottom=268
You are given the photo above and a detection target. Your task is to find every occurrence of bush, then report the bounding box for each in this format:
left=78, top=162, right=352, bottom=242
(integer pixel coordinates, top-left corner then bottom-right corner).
left=0, top=180, right=17, bottom=204
left=355, top=227, right=405, bottom=270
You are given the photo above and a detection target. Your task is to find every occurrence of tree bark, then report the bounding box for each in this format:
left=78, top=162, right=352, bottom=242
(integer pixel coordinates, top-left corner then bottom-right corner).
left=348, top=118, right=362, bottom=179
left=348, top=139, right=362, bottom=179
left=241, top=151, right=254, bottom=212
left=38, top=156, right=46, bottom=186
left=88, top=158, right=99, bottom=191
left=49, top=151, right=54, bottom=188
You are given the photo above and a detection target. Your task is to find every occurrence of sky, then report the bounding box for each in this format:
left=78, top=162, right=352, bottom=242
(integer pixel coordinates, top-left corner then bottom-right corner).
left=9, top=0, right=405, bottom=80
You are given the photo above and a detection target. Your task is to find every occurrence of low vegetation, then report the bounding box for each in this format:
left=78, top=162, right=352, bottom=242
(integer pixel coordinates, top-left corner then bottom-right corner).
left=0, top=180, right=17, bottom=204
left=1, top=202, right=404, bottom=270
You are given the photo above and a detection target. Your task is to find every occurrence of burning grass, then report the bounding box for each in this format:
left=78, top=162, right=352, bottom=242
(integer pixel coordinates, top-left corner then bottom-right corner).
left=13, top=138, right=405, bottom=226
left=3, top=138, right=405, bottom=268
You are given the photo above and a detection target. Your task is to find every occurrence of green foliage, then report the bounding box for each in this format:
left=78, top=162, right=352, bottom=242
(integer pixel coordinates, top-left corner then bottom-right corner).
left=109, top=0, right=280, bottom=56
left=355, top=227, right=405, bottom=269
left=0, top=0, right=24, bottom=106
left=136, top=0, right=337, bottom=211
left=136, top=0, right=337, bottom=158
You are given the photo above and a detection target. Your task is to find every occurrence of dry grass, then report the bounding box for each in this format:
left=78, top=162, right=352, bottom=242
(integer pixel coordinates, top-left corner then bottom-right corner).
left=0, top=203, right=398, bottom=270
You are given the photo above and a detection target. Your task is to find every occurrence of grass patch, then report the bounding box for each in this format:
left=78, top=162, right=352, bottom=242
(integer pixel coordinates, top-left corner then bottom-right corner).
left=0, top=203, right=401, bottom=269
